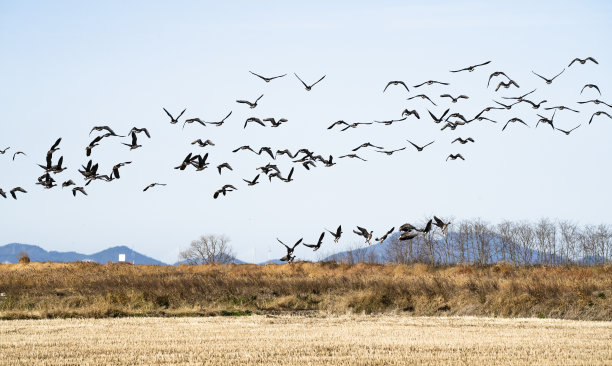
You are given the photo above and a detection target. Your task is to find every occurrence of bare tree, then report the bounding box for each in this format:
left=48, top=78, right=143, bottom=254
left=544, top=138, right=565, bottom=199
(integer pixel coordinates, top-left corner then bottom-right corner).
left=557, top=220, right=579, bottom=265
left=179, top=234, right=236, bottom=264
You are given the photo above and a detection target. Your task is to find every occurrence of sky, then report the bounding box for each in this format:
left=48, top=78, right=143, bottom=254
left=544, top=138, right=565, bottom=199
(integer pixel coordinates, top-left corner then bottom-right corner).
left=0, top=0, right=611, bottom=264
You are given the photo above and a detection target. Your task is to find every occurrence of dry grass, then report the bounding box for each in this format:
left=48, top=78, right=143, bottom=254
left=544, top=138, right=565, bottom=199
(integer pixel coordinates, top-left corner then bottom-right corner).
left=0, top=315, right=611, bottom=365
left=0, top=262, right=610, bottom=320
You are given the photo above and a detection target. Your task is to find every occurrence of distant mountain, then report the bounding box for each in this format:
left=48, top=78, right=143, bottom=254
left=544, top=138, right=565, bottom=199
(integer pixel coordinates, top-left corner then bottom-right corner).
left=0, top=243, right=166, bottom=265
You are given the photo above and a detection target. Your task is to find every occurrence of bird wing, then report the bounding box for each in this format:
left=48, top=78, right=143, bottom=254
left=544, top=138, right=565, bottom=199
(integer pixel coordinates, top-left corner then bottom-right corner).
left=294, top=73, right=308, bottom=88
left=255, top=94, right=264, bottom=103
left=531, top=71, right=547, bottom=81
left=587, top=57, right=598, bottom=64
left=163, top=107, right=173, bottom=119
left=551, top=69, right=565, bottom=80
left=249, top=71, right=266, bottom=80
left=310, top=75, right=326, bottom=87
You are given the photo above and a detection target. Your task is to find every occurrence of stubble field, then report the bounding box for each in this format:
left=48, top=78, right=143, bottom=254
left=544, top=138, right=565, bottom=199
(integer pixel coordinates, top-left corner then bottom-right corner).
left=1, top=315, right=611, bottom=365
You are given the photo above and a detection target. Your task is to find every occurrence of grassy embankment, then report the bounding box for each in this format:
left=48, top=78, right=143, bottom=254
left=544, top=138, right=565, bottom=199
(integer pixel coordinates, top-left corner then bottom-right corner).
left=0, top=261, right=610, bottom=320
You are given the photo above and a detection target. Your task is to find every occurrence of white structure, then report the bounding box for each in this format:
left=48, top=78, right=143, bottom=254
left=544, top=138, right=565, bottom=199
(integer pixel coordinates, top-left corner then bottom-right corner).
left=118, top=254, right=126, bottom=262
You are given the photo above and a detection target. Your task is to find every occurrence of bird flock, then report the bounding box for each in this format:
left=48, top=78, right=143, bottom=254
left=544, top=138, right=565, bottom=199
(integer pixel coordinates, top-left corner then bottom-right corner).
left=1, top=57, right=609, bottom=262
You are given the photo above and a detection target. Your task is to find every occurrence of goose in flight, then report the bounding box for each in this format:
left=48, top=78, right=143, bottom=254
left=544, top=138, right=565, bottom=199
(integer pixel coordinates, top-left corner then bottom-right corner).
left=249, top=71, right=286, bottom=83
left=428, top=109, right=450, bottom=123
left=326, top=225, right=342, bottom=243
left=401, top=109, right=420, bottom=119
left=191, top=154, right=210, bottom=171
left=39, top=155, right=67, bottom=174
left=407, top=94, right=437, bottom=106
left=327, top=120, right=349, bottom=130
left=0, top=189, right=6, bottom=199
left=495, top=80, right=519, bottom=91
left=536, top=112, right=557, bottom=128
left=232, top=145, right=256, bottom=154
left=183, top=117, right=206, bottom=129
left=276, top=149, right=296, bottom=159
left=341, top=122, right=374, bottom=131
left=217, top=162, right=233, bottom=175
left=303, top=232, right=325, bottom=251
left=207, top=111, right=232, bottom=127
left=446, top=112, right=469, bottom=123
left=36, top=173, right=56, bottom=189
left=375, top=227, right=395, bottom=243
left=544, top=105, right=579, bottom=113
left=236, top=94, right=263, bottom=109
left=143, top=183, right=166, bottom=192
left=502, top=118, right=529, bottom=131
left=399, top=223, right=419, bottom=233
left=86, top=135, right=104, bottom=156
left=532, top=69, right=564, bottom=84
left=191, top=139, right=215, bottom=147
left=12, top=151, right=26, bottom=161
left=383, top=81, right=409, bottom=92
left=568, top=57, right=598, bottom=67
left=521, top=99, right=547, bottom=109
left=555, top=125, right=581, bottom=135
left=277, top=238, right=302, bottom=262
left=352, top=142, right=383, bottom=151
left=433, top=216, right=451, bottom=234
left=163, top=108, right=186, bottom=124
left=339, top=154, right=367, bottom=161
left=10, top=187, right=27, bottom=199
left=589, top=111, right=612, bottom=124
left=581, top=84, right=601, bottom=95
left=487, top=71, right=510, bottom=87
left=450, top=60, right=491, bottom=73
left=174, top=153, right=194, bottom=171
left=122, top=132, right=142, bottom=150
left=280, top=167, right=295, bottom=182
left=407, top=140, right=434, bottom=152
left=90, top=126, right=123, bottom=137
left=243, top=174, right=260, bottom=186
left=399, top=232, right=419, bottom=241
left=72, top=187, right=87, bottom=197
left=493, top=100, right=519, bottom=110
left=502, top=88, right=536, bottom=102
left=264, top=117, right=288, bottom=128
left=376, top=147, right=406, bottom=155
left=421, top=219, right=433, bottom=234
left=469, top=116, right=497, bottom=124
left=452, top=137, right=475, bottom=144
left=0, top=147, right=9, bottom=154
left=353, top=226, right=374, bottom=245
left=256, top=163, right=281, bottom=175
left=62, top=180, right=76, bottom=188
left=111, top=162, right=131, bottom=179
left=128, top=127, right=151, bottom=138
left=213, top=184, right=237, bottom=199
left=440, top=94, right=469, bottom=103
left=244, top=117, right=266, bottom=129
left=375, top=117, right=407, bottom=125
left=258, top=147, right=275, bottom=160
left=446, top=153, right=465, bottom=161
left=294, top=73, right=326, bottom=91
left=413, top=80, right=449, bottom=88
left=577, top=99, right=612, bottom=108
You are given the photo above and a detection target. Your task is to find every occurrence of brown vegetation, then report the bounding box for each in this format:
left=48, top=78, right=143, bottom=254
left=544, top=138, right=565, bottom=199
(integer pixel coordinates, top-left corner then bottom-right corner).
left=0, top=262, right=610, bottom=320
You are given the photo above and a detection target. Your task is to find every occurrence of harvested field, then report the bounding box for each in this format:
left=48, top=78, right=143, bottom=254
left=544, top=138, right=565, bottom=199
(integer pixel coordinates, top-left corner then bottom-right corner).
left=0, top=315, right=611, bottom=365
left=0, top=262, right=611, bottom=320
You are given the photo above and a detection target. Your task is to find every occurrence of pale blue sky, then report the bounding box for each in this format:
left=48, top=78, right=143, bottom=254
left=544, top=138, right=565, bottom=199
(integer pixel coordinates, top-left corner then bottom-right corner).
left=1, top=1, right=611, bottom=263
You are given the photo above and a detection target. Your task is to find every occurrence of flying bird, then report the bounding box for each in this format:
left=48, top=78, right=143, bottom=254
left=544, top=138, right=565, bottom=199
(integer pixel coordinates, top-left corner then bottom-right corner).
left=303, top=232, right=325, bottom=251
left=90, top=126, right=123, bottom=136
left=191, top=139, right=215, bottom=147
left=277, top=237, right=302, bottom=263
left=375, top=117, right=407, bottom=126
left=353, top=226, right=374, bottom=245
left=207, top=111, right=233, bottom=127
left=401, top=109, right=420, bottom=119
left=294, top=73, right=326, bottom=91
left=213, top=184, right=237, bottom=199
left=555, top=125, right=581, bottom=135
left=407, top=140, right=434, bottom=152
left=375, top=227, right=395, bottom=243
left=502, top=118, right=529, bottom=131
left=352, top=142, right=383, bottom=151
left=163, top=108, right=186, bottom=124
left=487, top=71, right=510, bottom=87
left=440, top=94, right=469, bottom=103
left=521, top=99, right=547, bottom=109
left=244, top=117, right=266, bottom=129
left=413, top=80, right=449, bottom=88
left=264, top=118, right=288, bottom=128
left=217, top=162, right=233, bottom=175
left=407, top=94, right=437, bottom=106
left=111, top=162, right=132, bottom=179
left=122, top=132, right=142, bottom=150
left=568, top=57, right=598, bottom=67
left=532, top=69, right=565, bottom=84
left=326, top=225, right=342, bottom=243
left=340, top=122, right=373, bottom=131
left=327, top=120, right=349, bottom=130
left=428, top=109, right=450, bottom=123
left=236, top=94, right=263, bottom=109
left=433, top=216, right=451, bottom=234
left=450, top=60, right=491, bottom=73
left=339, top=154, right=367, bottom=161
left=232, top=145, right=256, bottom=154
left=12, top=151, right=26, bottom=161
left=62, top=180, right=75, bottom=188
left=143, top=183, right=166, bottom=192
left=577, top=99, right=612, bottom=108
left=452, top=137, right=475, bottom=144
left=249, top=71, right=286, bottom=83
left=0, top=147, right=9, bottom=154
left=544, top=105, right=579, bottom=113
left=243, top=174, right=260, bottom=186
left=589, top=111, right=612, bottom=124
left=10, top=187, right=27, bottom=199
left=383, top=81, right=409, bottom=92
left=495, top=80, right=519, bottom=91
left=446, top=154, right=465, bottom=161
left=581, top=84, right=601, bottom=95
left=72, top=187, right=87, bottom=197
left=376, top=147, right=406, bottom=155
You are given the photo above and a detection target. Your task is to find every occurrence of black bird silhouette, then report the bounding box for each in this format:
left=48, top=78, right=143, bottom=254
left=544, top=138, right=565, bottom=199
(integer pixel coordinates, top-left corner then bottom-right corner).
left=294, top=73, right=326, bottom=91
left=10, top=187, right=27, bottom=199
left=249, top=71, right=286, bottom=82
left=407, top=140, right=434, bottom=152
left=111, top=162, right=131, bottom=179
left=277, top=238, right=302, bottom=262
left=191, top=139, right=215, bottom=147
left=72, top=187, right=87, bottom=197
left=0, top=189, right=6, bottom=199
left=86, top=135, right=104, bottom=156
left=90, top=126, right=123, bottom=136
left=383, top=81, right=409, bottom=92
left=521, top=99, right=547, bottom=109
left=401, top=109, right=420, bottom=119
left=568, top=57, right=598, bottom=67
left=440, top=94, right=469, bottom=103
left=143, top=183, right=166, bottom=192
left=264, top=118, right=288, bottom=128
left=450, top=60, right=491, bottom=73
left=493, top=100, right=519, bottom=110
left=452, top=137, right=475, bottom=144
left=122, top=132, right=142, bottom=150
left=375, top=227, right=395, bottom=243
left=12, top=151, right=26, bottom=161
left=163, top=108, right=186, bottom=124
left=327, top=120, right=349, bottom=130
left=236, top=94, right=263, bottom=109
left=577, top=99, right=612, bottom=108
left=581, top=84, right=601, bottom=95
left=446, top=154, right=465, bottom=161
left=555, top=125, right=581, bottom=135
left=376, top=147, right=406, bottom=155
left=428, top=109, right=450, bottom=123
left=413, top=80, right=449, bottom=88
left=399, top=232, right=419, bottom=241
left=243, top=174, right=260, bottom=186
left=258, top=147, right=275, bottom=160
left=407, top=94, right=437, bottom=106
left=217, top=162, right=233, bottom=175
left=280, top=167, right=295, bottom=182
left=183, top=117, right=206, bottom=128
left=495, top=80, right=519, bottom=91
left=352, top=142, right=383, bottom=151
left=174, top=153, right=194, bottom=171
left=589, top=111, right=612, bottom=124
left=532, top=69, right=564, bottom=84
left=339, top=154, right=367, bottom=161
left=213, top=184, right=237, bottom=199
left=191, top=154, right=210, bottom=171
left=232, top=145, right=256, bottom=154
left=502, top=118, right=529, bottom=131
left=399, top=223, right=419, bottom=233
left=375, top=117, right=407, bottom=126
left=62, top=180, right=75, bottom=188
left=276, top=149, right=296, bottom=159
left=340, top=122, right=373, bottom=131
left=544, top=105, right=579, bottom=113
left=303, top=232, right=325, bottom=251
left=207, top=111, right=233, bottom=127
left=433, top=216, right=451, bottom=234
left=420, top=219, right=433, bottom=234
left=353, top=226, right=374, bottom=245
left=487, top=71, right=510, bottom=87
left=502, top=89, right=536, bottom=102
left=326, top=225, right=342, bottom=243
left=244, top=117, right=266, bottom=129
left=0, top=147, right=9, bottom=154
